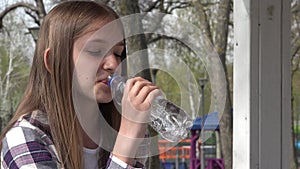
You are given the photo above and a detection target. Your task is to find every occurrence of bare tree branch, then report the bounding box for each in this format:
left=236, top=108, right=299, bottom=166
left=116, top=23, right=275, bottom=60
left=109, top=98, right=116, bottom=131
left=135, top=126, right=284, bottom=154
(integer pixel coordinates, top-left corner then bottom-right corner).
left=193, top=1, right=213, bottom=43
left=24, top=9, right=40, bottom=26
left=147, top=34, right=170, bottom=44
left=147, top=34, right=192, bottom=51
left=0, top=2, right=39, bottom=29
left=35, top=0, right=46, bottom=24
left=143, top=0, right=160, bottom=12
left=292, top=45, right=300, bottom=59
left=141, top=1, right=192, bottom=14
left=166, top=2, right=192, bottom=13
left=164, top=1, right=193, bottom=5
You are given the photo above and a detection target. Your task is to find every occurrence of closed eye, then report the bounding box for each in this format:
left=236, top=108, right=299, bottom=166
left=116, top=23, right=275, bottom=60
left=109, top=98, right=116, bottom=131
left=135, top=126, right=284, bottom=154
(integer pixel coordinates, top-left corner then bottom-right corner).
left=87, top=50, right=104, bottom=57
left=114, top=53, right=122, bottom=58
left=114, top=52, right=126, bottom=60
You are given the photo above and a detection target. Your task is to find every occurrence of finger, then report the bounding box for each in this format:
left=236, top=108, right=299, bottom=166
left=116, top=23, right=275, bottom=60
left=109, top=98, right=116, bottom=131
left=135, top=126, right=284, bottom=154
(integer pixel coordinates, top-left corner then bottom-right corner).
left=124, top=77, right=151, bottom=95
left=135, top=85, right=159, bottom=104
left=130, top=80, right=153, bottom=97
left=127, top=84, right=158, bottom=112
left=145, top=88, right=162, bottom=105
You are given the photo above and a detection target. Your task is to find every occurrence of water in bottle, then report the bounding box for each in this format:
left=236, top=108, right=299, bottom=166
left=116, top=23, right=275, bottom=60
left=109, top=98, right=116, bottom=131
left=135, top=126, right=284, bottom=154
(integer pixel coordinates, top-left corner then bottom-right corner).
left=108, top=75, right=193, bottom=142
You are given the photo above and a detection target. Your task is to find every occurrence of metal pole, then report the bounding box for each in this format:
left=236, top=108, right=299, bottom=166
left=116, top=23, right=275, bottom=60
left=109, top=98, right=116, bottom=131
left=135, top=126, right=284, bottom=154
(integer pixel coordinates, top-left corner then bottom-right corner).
left=199, top=78, right=207, bottom=169
left=201, top=84, right=205, bottom=169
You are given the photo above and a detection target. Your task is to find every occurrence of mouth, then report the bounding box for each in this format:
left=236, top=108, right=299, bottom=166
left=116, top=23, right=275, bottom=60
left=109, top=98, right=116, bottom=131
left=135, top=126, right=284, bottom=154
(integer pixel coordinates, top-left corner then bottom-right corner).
left=96, top=78, right=108, bottom=85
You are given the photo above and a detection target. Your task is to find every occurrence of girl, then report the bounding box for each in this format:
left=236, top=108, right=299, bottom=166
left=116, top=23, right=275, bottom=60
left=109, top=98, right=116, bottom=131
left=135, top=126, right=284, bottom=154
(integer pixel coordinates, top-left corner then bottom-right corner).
left=0, top=1, right=158, bottom=169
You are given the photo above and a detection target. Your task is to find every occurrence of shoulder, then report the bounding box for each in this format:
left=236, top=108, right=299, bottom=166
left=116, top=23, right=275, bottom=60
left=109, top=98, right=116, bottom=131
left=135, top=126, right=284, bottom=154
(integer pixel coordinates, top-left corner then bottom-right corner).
left=1, top=110, right=60, bottom=169
left=8, top=110, right=53, bottom=146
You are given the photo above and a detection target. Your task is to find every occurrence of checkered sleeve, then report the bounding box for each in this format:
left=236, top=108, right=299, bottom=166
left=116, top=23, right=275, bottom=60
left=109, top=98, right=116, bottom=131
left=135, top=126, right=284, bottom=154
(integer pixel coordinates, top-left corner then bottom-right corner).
left=1, top=121, right=60, bottom=169
left=106, top=154, right=144, bottom=169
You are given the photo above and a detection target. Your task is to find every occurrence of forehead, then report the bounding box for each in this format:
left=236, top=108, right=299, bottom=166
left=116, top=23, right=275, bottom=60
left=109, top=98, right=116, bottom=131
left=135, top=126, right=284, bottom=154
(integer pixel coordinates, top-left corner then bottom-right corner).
left=76, top=18, right=124, bottom=48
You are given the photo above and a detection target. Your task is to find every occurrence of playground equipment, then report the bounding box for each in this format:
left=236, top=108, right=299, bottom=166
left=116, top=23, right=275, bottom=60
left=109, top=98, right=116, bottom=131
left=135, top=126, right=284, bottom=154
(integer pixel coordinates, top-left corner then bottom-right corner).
left=190, top=112, right=224, bottom=169
left=159, top=139, right=190, bottom=169
left=158, top=112, right=225, bottom=169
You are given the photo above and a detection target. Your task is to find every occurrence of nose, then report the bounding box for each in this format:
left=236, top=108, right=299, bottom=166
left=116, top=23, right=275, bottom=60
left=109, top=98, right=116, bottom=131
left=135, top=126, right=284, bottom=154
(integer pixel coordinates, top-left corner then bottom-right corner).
left=102, top=53, right=120, bottom=72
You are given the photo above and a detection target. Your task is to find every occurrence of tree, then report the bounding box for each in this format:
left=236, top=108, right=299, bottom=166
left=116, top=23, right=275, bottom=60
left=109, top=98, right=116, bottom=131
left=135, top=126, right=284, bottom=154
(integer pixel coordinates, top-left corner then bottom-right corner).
left=291, top=0, right=300, bottom=168
left=192, top=0, right=233, bottom=168
left=119, top=1, right=232, bottom=168
left=0, top=0, right=59, bottom=130
left=0, top=0, right=46, bottom=30
left=0, top=12, right=31, bottom=131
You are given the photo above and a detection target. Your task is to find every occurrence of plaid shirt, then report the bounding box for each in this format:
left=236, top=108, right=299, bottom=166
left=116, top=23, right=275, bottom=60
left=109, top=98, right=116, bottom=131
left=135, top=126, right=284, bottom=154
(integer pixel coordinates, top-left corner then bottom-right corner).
left=1, top=110, right=145, bottom=169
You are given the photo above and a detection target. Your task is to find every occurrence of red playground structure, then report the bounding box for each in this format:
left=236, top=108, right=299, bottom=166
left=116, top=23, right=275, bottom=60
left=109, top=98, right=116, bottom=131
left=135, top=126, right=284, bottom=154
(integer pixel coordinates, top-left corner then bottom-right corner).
left=159, top=112, right=225, bottom=169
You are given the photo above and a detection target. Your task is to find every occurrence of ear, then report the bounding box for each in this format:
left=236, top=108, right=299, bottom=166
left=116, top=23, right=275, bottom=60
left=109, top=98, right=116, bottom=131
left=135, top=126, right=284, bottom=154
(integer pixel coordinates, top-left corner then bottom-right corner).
left=44, top=48, right=51, bottom=73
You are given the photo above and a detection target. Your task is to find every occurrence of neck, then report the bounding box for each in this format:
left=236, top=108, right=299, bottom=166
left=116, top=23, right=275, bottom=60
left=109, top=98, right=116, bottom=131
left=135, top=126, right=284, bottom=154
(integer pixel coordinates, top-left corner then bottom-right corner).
left=80, top=126, right=98, bottom=149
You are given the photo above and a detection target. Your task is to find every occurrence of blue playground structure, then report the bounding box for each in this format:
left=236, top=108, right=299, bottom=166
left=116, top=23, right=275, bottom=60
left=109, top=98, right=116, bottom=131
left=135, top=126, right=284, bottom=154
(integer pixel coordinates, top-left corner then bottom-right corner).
left=160, top=112, right=225, bottom=169
left=189, top=112, right=224, bottom=169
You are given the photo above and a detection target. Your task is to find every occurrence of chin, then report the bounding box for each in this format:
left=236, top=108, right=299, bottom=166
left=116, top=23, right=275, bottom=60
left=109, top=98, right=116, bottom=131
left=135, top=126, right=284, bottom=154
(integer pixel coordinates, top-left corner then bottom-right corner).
left=94, top=85, right=112, bottom=103
left=96, top=95, right=113, bottom=103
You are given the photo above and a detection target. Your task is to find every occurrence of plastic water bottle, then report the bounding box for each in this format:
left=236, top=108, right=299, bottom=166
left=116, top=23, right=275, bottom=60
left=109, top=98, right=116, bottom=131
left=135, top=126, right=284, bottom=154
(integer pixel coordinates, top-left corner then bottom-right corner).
left=108, top=75, right=193, bottom=142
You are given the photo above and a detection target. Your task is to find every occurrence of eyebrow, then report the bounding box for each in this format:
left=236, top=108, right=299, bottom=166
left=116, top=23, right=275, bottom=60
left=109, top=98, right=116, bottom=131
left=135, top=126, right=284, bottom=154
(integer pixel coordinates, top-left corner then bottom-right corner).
left=87, top=39, right=124, bottom=46
left=88, top=39, right=106, bottom=43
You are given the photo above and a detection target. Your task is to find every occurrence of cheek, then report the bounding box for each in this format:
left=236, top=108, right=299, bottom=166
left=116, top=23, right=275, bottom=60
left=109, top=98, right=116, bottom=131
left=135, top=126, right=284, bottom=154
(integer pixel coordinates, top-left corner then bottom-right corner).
left=73, top=41, right=81, bottom=64
left=94, top=84, right=113, bottom=103
left=73, top=54, right=101, bottom=101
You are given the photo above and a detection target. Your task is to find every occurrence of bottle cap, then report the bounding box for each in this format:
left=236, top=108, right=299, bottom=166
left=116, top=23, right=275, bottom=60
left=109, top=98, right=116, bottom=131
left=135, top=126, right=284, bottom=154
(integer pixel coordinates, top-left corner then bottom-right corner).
left=107, top=75, right=113, bottom=87
left=107, top=75, right=120, bottom=87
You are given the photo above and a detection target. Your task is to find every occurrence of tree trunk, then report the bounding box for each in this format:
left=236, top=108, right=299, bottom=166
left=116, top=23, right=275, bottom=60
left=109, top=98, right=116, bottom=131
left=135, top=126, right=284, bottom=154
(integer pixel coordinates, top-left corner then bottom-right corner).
left=291, top=71, right=298, bottom=169
left=291, top=1, right=300, bottom=167
left=193, top=0, right=233, bottom=168
left=115, top=1, right=159, bottom=169
left=35, top=0, right=46, bottom=25
left=213, top=1, right=232, bottom=169
left=1, top=42, right=14, bottom=128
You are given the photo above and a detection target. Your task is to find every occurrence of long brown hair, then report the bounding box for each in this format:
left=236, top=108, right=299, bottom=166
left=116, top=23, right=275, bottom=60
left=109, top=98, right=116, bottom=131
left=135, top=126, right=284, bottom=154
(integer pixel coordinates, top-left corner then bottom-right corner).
left=0, top=1, right=122, bottom=168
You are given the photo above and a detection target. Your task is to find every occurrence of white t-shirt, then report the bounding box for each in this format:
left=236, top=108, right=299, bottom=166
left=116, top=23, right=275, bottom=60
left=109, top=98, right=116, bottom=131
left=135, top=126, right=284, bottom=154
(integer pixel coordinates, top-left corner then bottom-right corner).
left=83, top=147, right=100, bottom=169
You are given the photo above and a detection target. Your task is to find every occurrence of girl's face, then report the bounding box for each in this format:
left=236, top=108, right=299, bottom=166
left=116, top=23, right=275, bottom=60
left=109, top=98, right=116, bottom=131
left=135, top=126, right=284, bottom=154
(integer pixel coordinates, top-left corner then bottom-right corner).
left=73, top=20, right=124, bottom=103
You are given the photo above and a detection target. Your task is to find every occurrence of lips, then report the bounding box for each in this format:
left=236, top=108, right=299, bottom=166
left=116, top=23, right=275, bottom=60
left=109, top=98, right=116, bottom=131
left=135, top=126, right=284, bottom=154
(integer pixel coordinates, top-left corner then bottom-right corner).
left=101, top=79, right=108, bottom=85
left=96, top=78, right=109, bottom=85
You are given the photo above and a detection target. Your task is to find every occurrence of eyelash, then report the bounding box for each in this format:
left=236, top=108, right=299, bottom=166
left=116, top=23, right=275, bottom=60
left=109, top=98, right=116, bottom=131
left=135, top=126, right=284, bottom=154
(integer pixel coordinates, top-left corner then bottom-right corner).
left=88, top=50, right=103, bottom=57
left=87, top=50, right=123, bottom=59
left=114, top=53, right=122, bottom=58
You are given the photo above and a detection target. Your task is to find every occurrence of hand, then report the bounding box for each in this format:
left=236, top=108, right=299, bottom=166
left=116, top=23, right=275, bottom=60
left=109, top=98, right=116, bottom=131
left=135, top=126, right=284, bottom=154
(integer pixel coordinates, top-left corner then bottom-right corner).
left=113, top=77, right=160, bottom=164
left=119, top=76, right=160, bottom=138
